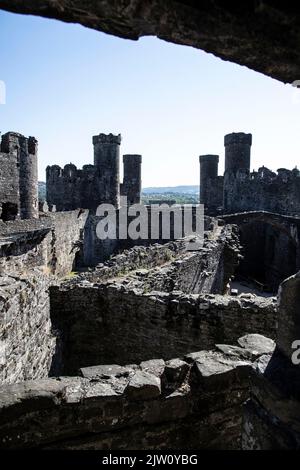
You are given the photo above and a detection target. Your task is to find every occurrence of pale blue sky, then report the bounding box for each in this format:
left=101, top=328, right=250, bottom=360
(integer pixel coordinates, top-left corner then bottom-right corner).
left=0, top=10, right=300, bottom=186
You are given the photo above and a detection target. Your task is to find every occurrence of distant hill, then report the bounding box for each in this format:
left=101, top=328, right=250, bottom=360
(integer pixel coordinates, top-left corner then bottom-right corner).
left=142, top=186, right=199, bottom=204
left=142, top=185, right=199, bottom=195
left=38, top=183, right=200, bottom=203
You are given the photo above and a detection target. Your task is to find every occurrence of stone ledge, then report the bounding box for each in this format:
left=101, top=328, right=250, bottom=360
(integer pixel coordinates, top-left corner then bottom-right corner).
left=0, top=334, right=274, bottom=449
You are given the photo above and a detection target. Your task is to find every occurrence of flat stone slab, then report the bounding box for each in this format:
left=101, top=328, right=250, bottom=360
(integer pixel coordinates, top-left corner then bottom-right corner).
left=79, top=364, right=134, bottom=379
left=238, top=334, right=275, bottom=358
left=215, top=344, right=253, bottom=361
left=193, top=351, right=250, bottom=377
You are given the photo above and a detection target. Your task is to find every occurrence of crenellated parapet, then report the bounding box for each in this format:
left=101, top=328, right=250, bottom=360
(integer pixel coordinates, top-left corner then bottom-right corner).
left=224, top=132, right=252, bottom=147
left=46, top=165, right=63, bottom=179
left=92, top=133, right=121, bottom=146
left=0, top=131, right=25, bottom=154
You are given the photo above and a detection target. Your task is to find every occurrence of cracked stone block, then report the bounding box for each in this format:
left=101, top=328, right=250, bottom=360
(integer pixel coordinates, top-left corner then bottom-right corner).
left=126, top=371, right=161, bottom=400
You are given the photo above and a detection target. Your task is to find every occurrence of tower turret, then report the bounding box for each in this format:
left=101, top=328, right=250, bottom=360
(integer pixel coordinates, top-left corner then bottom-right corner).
left=200, top=154, right=219, bottom=204
left=223, top=132, right=252, bottom=213
left=20, top=135, right=38, bottom=219
left=224, top=132, right=252, bottom=174
left=199, top=155, right=220, bottom=214
left=0, top=132, right=38, bottom=220
left=121, top=154, right=142, bottom=205
left=93, top=133, right=121, bottom=207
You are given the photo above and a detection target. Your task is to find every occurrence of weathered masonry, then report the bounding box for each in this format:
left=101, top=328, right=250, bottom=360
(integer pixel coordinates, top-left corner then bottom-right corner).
left=0, top=334, right=275, bottom=450
left=200, top=132, right=300, bottom=217
left=46, top=133, right=142, bottom=212
left=0, top=132, right=38, bottom=221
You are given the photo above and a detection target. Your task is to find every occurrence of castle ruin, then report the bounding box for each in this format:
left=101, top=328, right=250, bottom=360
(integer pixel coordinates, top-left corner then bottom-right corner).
left=0, top=127, right=299, bottom=450
left=1, top=0, right=300, bottom=454
left=200, top=132, right=300, bottom=216
left=46, top=133, right=142, bottom=211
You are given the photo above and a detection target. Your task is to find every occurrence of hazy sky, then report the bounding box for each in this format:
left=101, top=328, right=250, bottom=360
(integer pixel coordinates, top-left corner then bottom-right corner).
left=1, top=10, right=300, bottom=186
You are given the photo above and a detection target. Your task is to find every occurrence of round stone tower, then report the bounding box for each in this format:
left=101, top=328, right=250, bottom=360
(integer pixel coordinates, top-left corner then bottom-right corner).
left=122, top=154, right=142, bottom=205
left=223, top=132, right=252, bottom=213
left=93, top=133, right=121, bottom=207
left=199, top=154, right=219, bottom=207
left=224, top=132, right=252, bottom=174
left=1, top=132, right=38, bottom=219
left=21, top=135, right=38, bottom=219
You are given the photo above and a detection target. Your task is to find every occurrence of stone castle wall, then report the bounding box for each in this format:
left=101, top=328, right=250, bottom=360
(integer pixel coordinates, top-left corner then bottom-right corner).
left=0, top=334, right=274, bottom=450
left=200, top=132, right=300, bottom=216
left=0, top=210, right=88, bottom=278
left=203, top=168, right=300, bottom=216
left=220, top=211, right=300, bottom=292
left=0, top=210, right=88, bottom=384
left=224, top=168, right=300, bottom=215
left=0, top=270, right=56, bottom=384
left=78, top=223, right=240, bottom=292
left=46, top=164, right=101, bottom=212
left=46, top=133, right=142, bottom=212
left=50, top=283, right=276, bottom=376
left=47, top=211, right=88, bottom=276
left=242, top=272, right=300, bottom=450
left=46, top=224, right=276, bottom=375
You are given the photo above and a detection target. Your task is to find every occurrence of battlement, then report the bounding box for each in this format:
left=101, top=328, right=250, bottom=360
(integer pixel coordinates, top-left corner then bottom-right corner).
left=82, top=164, right=97, bottom=173
left=1, top=131, right=26, bottom=153
left=92, top=133, right=121, bottom=145
left=224, top=162, right=300, bottom=214
left=249, top=166, right=300, bottom=182
left=1, top=133, right=38, bottom=156
left=123, top=154, right=142, bottom=164
left=224, top=132, right=252, bottom=146
left=46, top=165, right=62, bottom=178
left=63, top=163, right=78, bottom=177
left=199, top=154, right=219, bottom=164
